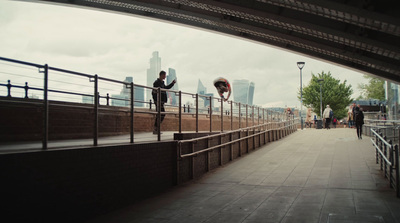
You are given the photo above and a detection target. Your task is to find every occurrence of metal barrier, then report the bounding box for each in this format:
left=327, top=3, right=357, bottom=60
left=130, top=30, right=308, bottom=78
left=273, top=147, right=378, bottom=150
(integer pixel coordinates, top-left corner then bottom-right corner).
left=370, top=128, right=400, bottom=198
left=364, top=119, right=400, bottom=146
left=176, top=119, right=297, bottom=183
left=0, top=56, right=294, bottom=148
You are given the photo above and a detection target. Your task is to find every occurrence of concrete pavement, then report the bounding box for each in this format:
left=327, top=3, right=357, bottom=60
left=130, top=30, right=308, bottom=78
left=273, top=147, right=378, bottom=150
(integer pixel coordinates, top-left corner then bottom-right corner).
left=85, top=128, right=400, bottom=223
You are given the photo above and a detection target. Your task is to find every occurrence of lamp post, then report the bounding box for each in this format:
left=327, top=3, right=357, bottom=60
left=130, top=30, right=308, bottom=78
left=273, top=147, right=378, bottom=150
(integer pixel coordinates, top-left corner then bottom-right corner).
left=318, top=79, right=324, bottom=119
left=297, top=62, right=305, bottom=130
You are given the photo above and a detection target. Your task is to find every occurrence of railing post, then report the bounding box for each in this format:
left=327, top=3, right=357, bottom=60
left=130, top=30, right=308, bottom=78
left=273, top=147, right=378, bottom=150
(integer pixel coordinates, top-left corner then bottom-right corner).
left=246, top=104, right=248, bottom=128
left=395, top=145, right=400, bottom=198
left=130, top=82, right=134, bottom=143
left=196, top=94, right=199, bottom=133
left=379, top=133, right=383, bottom=170
left=42, top=65, right=48, bottom=150
left=375, top=131, right=379, bottom=164
left=381, top=136, right=387, bottom=172
left=24, top=82, right=29, bottom=98
left=106, top=93, right=110, bottom=106
left=230, top=101, right=233, bottom=130
left=389, top=140, right=393, bottom=188
left=157, top=87, right=161, bottom=141
left=7, top=80, right=11, bottom=97
left=179, top=91, right=182, bottom=133
left=239, top=103, right=241, bottom=129
left=220, top=98, right=223, bottom=132
left=93, top=74, right=98, bottom=146
left=252, top=106, right=255, bottom=126
left=209, top=96, right=212, bottom=132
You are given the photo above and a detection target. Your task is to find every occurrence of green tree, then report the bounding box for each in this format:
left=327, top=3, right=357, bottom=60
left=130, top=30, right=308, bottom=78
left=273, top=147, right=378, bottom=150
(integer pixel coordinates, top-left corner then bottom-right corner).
left=358, top=75, right=385, bottom=100
left=300, top=71, right=353, bottom=119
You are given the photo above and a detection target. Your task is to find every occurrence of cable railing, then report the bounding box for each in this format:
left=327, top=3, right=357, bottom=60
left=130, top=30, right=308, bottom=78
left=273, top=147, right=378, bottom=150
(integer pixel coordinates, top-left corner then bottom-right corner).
left=370, top=128, right=400, bottom=198
left=0, top=56, right=293, bottom=149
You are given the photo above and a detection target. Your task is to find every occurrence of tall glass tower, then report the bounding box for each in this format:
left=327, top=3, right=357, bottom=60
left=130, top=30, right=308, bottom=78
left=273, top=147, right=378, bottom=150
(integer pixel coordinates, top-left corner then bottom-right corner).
left=233, top=79, right=255, bottom=106
left=197, top=79, right=207, bottom=95
left=146, top=51, right=161, bottom=103
left=248, top=82, right=255, bottom=105
left=167, top=68, right=179, bottom=106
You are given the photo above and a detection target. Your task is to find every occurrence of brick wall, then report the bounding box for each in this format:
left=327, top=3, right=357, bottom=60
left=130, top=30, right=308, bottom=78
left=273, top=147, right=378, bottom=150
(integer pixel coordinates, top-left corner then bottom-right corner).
left=0, top=97, right=269, bottom=141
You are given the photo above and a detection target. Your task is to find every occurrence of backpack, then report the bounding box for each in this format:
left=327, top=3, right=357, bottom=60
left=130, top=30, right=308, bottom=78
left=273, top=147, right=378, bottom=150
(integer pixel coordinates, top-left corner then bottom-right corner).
left=355, top=111, right=363, bottom=124
left=329, top=110, right=334, bottom=119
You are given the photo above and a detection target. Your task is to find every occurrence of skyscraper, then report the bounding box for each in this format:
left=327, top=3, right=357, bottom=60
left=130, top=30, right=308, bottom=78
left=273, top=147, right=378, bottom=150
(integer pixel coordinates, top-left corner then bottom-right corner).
left=112, top=77, right=132, bottom=107
left=248, top=82, right=255, bottom=105
left=197, top=79, right=213, bottom=108
left=111, top=77, right=145, bottom=107
left=232, top=79, right=255, bottom=106
left=146, top=51, right=161, bottom=103
left=197, top=79, right=207, bottom=95
left=167, top=68, right=179, bottom=106
left=134, top=86, right=145, bottom=107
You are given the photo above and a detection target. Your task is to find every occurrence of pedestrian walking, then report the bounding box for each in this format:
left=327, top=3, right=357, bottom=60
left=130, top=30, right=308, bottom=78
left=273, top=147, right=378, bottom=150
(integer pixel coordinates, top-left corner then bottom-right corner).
left=323, top=105, right=333, bottom=129
left=305, top=108, right=312, bottom=128
left=152, top=70, right=176, bottom=134
left=354, top=106, right=364, bottom=139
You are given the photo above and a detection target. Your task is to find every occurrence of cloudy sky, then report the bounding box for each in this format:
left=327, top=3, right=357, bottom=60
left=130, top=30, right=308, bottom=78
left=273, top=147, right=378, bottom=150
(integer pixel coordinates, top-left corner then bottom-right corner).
left=0, top=0, right=369, bottom=108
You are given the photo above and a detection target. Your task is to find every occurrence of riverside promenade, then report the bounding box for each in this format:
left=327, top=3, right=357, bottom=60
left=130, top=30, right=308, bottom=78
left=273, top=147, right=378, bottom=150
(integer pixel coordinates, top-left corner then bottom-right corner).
left=85, top=128, right=400, bottom=223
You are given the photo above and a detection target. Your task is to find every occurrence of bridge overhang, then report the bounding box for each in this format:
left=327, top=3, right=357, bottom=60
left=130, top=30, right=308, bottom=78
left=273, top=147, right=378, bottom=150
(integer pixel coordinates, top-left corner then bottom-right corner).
left=29, top=0, right=400, bottom=83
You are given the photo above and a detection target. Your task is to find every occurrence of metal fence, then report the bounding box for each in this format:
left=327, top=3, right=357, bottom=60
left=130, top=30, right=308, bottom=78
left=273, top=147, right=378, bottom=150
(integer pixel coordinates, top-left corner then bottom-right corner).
left=0, top=56, right=292, bottom=149
left=370, top=128, right=400, bottom=197
left=364, top=119, right=400, bottom=146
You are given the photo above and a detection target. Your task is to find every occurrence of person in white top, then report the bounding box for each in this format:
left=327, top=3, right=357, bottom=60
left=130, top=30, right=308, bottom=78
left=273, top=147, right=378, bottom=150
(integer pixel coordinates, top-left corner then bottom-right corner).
left=323, top=105, right=333, bottom=129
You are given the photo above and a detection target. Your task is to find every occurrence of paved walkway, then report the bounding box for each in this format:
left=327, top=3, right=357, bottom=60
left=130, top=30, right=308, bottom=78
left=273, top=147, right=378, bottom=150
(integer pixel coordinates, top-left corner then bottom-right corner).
left=85, top=128, right=400, bottom=223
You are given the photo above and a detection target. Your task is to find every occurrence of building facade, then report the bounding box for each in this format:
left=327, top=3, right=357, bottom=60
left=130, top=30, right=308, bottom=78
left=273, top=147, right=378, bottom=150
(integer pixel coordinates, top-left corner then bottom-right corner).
left=232, top=79, right=255, bottom=106
left=166, top=68, right=179, bottom=106
left=146, top=51, right=161, bottom=104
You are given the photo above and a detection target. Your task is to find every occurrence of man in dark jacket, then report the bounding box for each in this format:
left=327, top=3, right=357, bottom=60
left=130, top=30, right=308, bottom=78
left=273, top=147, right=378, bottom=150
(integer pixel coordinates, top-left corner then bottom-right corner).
left=354, top=106, right=364, bottom=139
left=152, top=70, right=176, bottom=134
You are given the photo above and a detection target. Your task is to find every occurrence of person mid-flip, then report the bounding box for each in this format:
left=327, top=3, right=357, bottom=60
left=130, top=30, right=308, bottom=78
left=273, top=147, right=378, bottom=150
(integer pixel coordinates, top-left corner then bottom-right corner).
left=213, top=77, right=231, bottom=102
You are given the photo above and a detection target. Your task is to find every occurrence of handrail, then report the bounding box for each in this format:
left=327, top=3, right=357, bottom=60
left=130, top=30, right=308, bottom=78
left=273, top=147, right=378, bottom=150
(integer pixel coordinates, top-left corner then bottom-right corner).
left=371, top=129, right=393, bottom=147
left=370, top=139, right=392, bottom=165
left=178, top=119, right=297, bottom=158
left=370, top=127, right=400, bottom=198
left=0, top=56, right=292, bottom=146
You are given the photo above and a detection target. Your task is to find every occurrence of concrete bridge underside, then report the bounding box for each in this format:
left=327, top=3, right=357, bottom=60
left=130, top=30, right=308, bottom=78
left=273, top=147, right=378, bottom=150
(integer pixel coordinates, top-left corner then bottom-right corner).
left=34, top=0, right=400, bottom=83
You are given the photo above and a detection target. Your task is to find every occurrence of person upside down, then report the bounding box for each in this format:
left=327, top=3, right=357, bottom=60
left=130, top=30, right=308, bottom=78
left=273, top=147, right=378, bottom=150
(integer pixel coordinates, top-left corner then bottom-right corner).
left=213, top=77, right=231, bottom=102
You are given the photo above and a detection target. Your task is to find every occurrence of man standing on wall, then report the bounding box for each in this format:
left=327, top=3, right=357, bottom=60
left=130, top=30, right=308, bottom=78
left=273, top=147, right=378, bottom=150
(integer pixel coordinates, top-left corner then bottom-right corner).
left=152, top=70, right=176, bottom=134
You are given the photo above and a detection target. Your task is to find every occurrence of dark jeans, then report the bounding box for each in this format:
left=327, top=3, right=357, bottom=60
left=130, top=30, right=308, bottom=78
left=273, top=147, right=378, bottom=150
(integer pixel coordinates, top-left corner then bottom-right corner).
left=325, top=118, right=331, bottom=129
left=154, top=102, right=165, bottom=127
left=356, top=124, right=363, bottom=138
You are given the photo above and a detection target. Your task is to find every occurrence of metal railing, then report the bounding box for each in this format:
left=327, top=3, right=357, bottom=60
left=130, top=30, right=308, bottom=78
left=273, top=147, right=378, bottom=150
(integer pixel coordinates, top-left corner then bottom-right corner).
left=370, top=128, right=400, bottom=197
left=178, top=119, right=297, bottom=158
left=364, top=119, right=400, bottom=146
left=0, top=56, right=294, bottom=149
left=176, top=119, right=297, bottom=182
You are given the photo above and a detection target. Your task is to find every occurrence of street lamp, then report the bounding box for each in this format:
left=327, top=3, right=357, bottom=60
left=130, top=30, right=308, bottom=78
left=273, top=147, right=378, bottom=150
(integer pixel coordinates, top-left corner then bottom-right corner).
left=318, top=79, right=324, bottom=120
left=297, top=62, right=305, bottom=130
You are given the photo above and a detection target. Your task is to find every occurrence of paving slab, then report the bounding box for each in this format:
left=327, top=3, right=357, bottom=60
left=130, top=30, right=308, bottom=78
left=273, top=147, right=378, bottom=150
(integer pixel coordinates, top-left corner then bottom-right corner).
left=85, top=128, right=400, bottom=223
